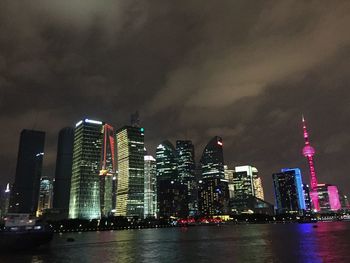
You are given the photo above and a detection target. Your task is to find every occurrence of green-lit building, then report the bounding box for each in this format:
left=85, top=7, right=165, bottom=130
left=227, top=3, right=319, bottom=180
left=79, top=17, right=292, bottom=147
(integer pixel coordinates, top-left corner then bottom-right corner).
left=69, top=119, right=103, bottom=219
left=116, top=126, right=145, bottom=218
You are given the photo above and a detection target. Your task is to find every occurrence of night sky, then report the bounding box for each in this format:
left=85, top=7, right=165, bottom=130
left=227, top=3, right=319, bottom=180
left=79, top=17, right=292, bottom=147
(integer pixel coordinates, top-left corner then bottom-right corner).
left=1, top=1, right=350, bottom=202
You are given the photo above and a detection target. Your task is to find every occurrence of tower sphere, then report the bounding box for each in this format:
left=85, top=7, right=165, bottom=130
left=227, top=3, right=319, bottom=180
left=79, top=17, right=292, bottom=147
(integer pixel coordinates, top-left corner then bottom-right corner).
left=302, top=145, right=315, bottom=157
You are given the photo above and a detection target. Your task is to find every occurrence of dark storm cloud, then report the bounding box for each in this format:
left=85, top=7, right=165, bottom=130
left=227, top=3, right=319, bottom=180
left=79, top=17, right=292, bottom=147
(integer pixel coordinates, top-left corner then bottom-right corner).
left=1, top=0, right=350, bottom=201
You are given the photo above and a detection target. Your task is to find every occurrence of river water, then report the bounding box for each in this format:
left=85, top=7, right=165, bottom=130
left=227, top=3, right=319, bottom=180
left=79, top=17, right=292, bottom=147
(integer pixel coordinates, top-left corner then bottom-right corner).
left=2, top=222, right=350, bottom=263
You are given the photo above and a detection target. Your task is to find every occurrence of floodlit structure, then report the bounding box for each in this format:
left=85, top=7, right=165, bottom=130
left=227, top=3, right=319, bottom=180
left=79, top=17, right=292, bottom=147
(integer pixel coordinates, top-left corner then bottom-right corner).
left=116, top=126, right=145, bottom=218
left=144, top=155, right=157, bottom=218
left=69, top=119, right=103, bottom=219
left=99, top=124, right=116, bottom=217
left=301, top=116, right=320, bottom=211
left=272, top=168, right=306, bottom=214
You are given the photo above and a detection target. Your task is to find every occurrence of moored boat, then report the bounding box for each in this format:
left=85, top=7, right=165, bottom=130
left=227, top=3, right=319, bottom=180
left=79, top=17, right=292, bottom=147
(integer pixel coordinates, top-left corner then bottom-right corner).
left=0, top=213, right=53, bottom=251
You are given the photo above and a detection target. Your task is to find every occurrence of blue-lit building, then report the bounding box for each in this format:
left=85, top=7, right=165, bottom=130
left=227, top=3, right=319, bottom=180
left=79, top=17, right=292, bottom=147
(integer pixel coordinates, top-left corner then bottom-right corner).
left=272, top=168, right=306, bottom=215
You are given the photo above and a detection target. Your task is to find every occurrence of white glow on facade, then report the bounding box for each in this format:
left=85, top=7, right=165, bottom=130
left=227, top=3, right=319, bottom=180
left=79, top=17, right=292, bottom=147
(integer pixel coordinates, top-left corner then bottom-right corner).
left=75, top=120, right=83, bottom=127
left=144, top=155, right=156, bottom=161
left=85, top=119, right=103, bottom=125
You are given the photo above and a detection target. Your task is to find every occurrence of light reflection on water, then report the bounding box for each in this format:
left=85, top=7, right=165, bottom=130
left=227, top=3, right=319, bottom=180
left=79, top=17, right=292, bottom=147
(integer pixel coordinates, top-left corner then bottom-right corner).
left=1, top=222, right=350, bottom=263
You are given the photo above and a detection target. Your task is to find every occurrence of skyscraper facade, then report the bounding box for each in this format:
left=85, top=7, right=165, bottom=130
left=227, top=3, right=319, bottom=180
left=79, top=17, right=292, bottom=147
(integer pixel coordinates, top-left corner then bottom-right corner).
left=69, top=119, right=103, bottom=219
left=176, top=140, right=196, bottom=216
left=10, top=129, right=45, bottom=214
left=200, top=137, right=225, bottom=180
left=317, top=184, right=341, bottom=212
left=37, top=177, right=53, bottom=216
left=0, top=184, right=11, bottom=218
left=116, top=126, right=145, bottom=218
left=199, top=137, right=229, bottom=216
left=301, top=116, right=320, bottom=211
left=224, top=165, right=235, bottom=199
left=272, top=168, right=305, bottom=214
left=53, top=127, right=74, bottom=216
left=303, top=184, right=312, bottom=212
left=144, top=155, right=157, bottom=218
left=232, top=165, right=256, bottom=199
left=99, top=124, right=116, bottom=217
left=156, top=140, right=188, bottom=219
left=253, top=176, right=264, bottom=200
left=230, top=165, right=265, bottom=213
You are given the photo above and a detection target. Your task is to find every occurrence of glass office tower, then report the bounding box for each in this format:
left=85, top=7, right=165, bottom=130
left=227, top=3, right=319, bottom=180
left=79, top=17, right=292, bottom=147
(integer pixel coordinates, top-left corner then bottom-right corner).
left=69, top=119, right=103, bottom=219
left=116, top=126, right=145, bottom=218
left=10, top=129, right=45, bottom=214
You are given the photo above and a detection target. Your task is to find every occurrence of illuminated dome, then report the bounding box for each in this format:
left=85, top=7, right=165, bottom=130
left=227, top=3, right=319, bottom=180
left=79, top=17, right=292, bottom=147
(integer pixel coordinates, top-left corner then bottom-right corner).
left=303, top=145, right=315, bottom=157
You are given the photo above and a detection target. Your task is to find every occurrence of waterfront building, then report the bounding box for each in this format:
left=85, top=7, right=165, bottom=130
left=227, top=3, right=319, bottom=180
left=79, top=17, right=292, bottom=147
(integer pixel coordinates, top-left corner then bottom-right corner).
left=69, top=119, right=103, bottom=219
left=0, top=184, right=11, bottom=218
left=230, top=165, right=266, bottom=214
left=253, top=176, right=264, bottom=200
left=339, top=192, right=350, bottom=211
left=176, top=140, right=196, bottom=216
left=10, top=129, right=45, bottom=214
left=37, top=177, right=53, bottom=216
left=99, top=124, right=116, bottom=217
left=156, top=140, right=188, bottom=218
left=301, top=116, right=320, bottom=211
left=53, top=127, right=74, bottom=217
left=317, top=184, right=341, bottom=212
left=303, top=184, right=312, bottom=212
left=198, top=137, right=229, bottom=216
left=232, top=166, right=256, bottom=200
left=144, top=155, right=157, bottom=218
left=272, top=168, right=305, bottom=214
left=116, top=126, right=145, bottom=218
left=224, top=165, right=235, bottom=198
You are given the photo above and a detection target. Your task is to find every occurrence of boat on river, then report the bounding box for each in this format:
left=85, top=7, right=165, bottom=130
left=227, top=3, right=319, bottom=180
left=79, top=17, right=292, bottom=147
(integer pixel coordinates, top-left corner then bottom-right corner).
left=0, top=213, right=53, bottom=251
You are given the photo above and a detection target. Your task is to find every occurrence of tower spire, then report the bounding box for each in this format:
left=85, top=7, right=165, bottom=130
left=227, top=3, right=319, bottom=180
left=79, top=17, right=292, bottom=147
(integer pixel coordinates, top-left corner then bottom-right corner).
left=301, top=115, right=320, bottom=211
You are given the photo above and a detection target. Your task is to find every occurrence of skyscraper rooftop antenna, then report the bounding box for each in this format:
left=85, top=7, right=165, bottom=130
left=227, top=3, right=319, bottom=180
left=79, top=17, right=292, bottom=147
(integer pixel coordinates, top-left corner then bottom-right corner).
left=131, top=111, right=140, bottom=127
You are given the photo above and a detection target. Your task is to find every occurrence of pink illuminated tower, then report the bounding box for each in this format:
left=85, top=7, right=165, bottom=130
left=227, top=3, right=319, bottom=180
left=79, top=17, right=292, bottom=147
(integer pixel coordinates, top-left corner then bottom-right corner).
left=301, top=115, right=320, bottom=211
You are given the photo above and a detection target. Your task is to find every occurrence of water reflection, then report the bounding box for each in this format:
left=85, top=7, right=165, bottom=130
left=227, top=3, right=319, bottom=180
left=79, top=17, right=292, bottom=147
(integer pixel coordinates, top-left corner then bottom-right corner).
left=1, top=222, right=350, bottom=263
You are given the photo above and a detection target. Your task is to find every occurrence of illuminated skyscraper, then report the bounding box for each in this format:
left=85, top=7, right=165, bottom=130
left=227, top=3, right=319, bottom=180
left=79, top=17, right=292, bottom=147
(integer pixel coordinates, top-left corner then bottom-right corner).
left=176, top=140, right=196, bottom=215
left=156, top=141, right=188, bottom=218
left=116, top=126, right=145, bottom=218
left=69, top=119, right=103, bottom=219
left=10, top=129, right=45, bottom=214
left=224, top=165, right=235, bottom=198
left=317, top=184, right=341, bottom=212
left=303, top=184, right=312, bottom=212
left=99, top=124, right=116, bottom=217
left=53, top=127, right=74, bottom=216
left=272, top=168, right=305, bottom=214
left=198, top=137, right=229, bottom=216
left=144, top=155, right=157, bottom=218
left=37, top=177, right=53, bottom=216
left=200, top=137, right=225, bottom=179
left=232, top=166, right=256, bottom=200
left=230, top=165, right=264, bottom=213
left=301, top=116, right=320, bottom=211
left=253, top=176, right=264, bottom=200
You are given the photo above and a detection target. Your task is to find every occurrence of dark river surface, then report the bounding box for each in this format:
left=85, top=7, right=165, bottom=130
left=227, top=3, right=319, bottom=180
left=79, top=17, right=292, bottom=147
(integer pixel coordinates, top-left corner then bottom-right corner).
left=2, top=222, right=350, bottom=263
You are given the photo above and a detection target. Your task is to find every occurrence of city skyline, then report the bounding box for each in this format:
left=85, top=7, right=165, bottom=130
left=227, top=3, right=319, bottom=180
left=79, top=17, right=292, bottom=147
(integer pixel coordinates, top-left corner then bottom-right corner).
left=0, top=114, right=349, bottom=204
left=1, top=2, right=350, bottom=203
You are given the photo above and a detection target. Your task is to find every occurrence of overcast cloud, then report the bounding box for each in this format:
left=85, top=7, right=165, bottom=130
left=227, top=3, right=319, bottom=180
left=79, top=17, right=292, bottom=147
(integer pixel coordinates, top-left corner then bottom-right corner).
left=1, top=1, right=350, bottom=201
